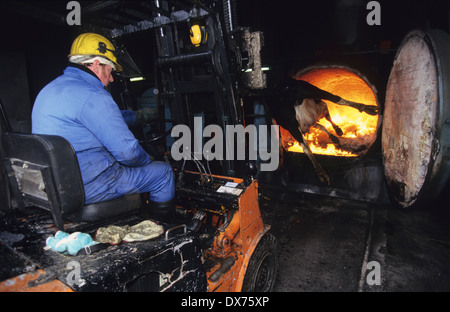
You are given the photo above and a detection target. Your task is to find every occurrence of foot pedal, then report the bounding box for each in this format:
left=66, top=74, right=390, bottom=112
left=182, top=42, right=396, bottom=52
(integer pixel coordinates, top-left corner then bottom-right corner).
left=193, top=210, right=206, bottom=221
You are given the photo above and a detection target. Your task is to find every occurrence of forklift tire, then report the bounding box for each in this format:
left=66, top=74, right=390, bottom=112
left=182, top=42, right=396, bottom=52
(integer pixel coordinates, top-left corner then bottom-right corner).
left=241, top=232, right=278, bottom=292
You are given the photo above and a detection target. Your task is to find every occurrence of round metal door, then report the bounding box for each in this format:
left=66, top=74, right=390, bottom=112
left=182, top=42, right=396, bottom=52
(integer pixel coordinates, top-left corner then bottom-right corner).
left=382, top=29, right=450, bottom=208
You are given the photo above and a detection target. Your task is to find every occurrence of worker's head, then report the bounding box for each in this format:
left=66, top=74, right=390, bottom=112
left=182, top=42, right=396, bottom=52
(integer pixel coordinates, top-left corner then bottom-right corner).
left=68, top=33, right=123, bottom=86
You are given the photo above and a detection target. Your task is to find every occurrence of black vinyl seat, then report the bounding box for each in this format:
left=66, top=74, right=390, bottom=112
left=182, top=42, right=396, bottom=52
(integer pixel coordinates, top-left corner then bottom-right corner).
left=1, top=133, right=141, bottom=230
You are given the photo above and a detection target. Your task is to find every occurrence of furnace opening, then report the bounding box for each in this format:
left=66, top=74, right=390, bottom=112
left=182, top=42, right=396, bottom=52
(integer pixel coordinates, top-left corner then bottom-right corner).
left=280, top=66, right=380, bottom=157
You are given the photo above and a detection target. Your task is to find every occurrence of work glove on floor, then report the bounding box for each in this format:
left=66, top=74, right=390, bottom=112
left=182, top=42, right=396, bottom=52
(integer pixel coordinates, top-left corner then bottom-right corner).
left=95, top=220, right=164, bottom=245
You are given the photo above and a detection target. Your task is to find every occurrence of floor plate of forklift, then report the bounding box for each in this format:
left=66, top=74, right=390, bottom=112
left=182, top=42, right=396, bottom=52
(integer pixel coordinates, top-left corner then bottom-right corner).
left=0, top=213, right=206, bottom=292
left=260, top=187, right=450, bottom=292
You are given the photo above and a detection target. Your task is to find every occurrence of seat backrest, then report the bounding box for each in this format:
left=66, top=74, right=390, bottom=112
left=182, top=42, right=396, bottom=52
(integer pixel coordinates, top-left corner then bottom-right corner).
left=2, top=133, right=85, bottom=228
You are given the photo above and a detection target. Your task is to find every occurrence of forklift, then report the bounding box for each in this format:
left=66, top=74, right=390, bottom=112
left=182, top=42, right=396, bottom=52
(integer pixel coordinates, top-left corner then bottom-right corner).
left=0, top=0, right=277, bottom=292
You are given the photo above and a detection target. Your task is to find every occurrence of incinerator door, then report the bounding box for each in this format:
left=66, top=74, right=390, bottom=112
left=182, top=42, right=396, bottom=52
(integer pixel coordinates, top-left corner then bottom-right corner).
left=382, top=29, right=450, bottom=209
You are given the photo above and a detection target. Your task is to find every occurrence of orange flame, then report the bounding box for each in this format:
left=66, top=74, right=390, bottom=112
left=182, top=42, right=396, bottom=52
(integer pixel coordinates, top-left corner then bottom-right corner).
left=280, top=67, right=379, bottom=157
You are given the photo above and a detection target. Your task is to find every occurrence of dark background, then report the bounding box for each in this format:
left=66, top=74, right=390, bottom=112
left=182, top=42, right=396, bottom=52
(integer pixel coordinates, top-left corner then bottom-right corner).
left=0, top=0, right=448, bottom=107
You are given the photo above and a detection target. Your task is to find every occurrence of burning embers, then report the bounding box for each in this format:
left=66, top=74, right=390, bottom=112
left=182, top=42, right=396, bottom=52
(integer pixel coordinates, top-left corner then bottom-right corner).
left=280, top=67, right=380, bottom=157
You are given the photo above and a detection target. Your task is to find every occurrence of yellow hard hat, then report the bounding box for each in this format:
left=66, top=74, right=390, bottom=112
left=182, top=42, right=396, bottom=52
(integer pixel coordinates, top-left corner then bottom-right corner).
left=68, top=33, right=123, bottom=72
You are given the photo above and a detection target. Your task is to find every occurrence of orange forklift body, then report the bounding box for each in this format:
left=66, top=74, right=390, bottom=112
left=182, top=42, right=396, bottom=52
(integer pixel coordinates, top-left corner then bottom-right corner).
left=202, top=178, right=269, bottom=291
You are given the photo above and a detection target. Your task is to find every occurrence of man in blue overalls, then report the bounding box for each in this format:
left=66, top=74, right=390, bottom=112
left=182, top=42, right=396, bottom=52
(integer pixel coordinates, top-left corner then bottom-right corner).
left=32, top=33, right=175, bottom=222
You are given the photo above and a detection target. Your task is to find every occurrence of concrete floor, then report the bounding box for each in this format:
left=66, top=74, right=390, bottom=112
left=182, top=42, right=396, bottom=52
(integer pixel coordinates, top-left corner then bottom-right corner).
left=259, top=186, right=450, bottom=292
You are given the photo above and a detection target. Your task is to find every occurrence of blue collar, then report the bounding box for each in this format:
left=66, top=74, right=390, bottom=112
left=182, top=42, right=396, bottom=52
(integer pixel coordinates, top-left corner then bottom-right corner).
left=64, top=65, right=105, bottom=89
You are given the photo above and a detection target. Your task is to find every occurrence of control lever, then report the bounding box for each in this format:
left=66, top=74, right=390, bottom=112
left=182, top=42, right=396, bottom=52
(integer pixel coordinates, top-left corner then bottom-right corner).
left=186, top=210, right=206, bottom=232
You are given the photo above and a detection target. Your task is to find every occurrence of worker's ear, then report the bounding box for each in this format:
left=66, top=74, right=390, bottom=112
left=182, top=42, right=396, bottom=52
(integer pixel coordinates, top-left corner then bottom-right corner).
left=89, top=59, right=102, bottom=73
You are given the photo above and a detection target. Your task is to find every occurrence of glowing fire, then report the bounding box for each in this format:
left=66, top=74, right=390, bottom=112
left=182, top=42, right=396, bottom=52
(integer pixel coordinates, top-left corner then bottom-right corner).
left=280, top=67, right=379, bottom=157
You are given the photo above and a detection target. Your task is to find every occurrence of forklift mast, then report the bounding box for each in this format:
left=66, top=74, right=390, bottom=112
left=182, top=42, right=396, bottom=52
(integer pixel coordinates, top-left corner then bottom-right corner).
left=149, top=0, right=266, bottom=179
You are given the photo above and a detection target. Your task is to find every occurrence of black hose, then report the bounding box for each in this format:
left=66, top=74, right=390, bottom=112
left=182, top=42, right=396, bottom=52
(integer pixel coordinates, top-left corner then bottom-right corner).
left=157, top=51, right=213, bottom=68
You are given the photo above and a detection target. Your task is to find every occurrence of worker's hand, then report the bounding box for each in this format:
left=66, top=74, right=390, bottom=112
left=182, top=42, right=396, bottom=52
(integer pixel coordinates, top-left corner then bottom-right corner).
left=134, top=108, right=157, bottom=124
